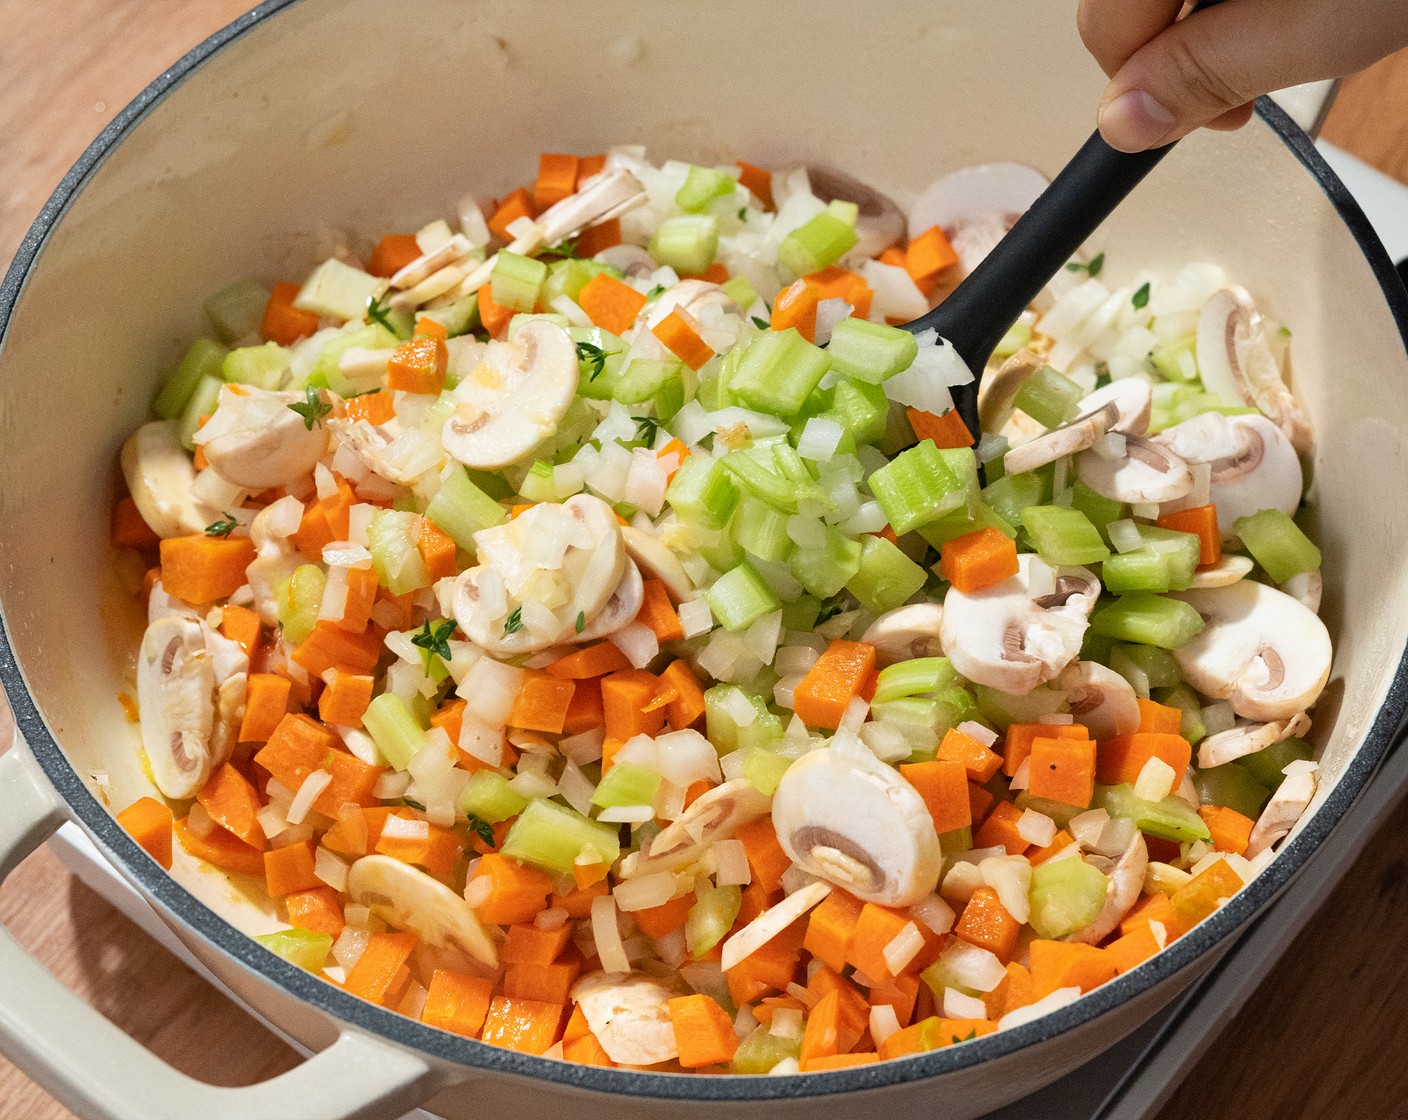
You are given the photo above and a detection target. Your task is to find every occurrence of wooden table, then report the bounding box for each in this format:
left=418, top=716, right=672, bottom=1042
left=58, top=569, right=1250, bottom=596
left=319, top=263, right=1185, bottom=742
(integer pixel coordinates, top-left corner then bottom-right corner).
left=2, top=3, right=1407, bottom=1115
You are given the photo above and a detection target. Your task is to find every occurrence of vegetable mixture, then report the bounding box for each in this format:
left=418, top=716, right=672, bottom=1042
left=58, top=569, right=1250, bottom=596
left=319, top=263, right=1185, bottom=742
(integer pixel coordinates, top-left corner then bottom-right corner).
left=111, top=147, right=1330, bottom=1073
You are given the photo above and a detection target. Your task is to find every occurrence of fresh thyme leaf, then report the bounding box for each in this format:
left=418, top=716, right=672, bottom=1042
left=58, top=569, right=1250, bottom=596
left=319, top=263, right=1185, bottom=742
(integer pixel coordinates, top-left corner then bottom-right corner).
left=540, top=239, right=581, bottom=260
left=576, top=341, right=618, bottom=382
left=631, top=415, right=660, bottom=445
left=576, top=610, right=586, bottom=634
left=467, top=815, right=497, bottom=847
left=1131, top=281, right=1151, bottom=311
left=751, top=316, right=769, bottom=330
left=952, top=1030, right=978, bottom=1044
left=287, top=385, right=332, bottom=430
left=737, top=206, right=748, bottom=221
left=1066, top=251, right=1105, bottom=278
left=402, top=798, right=427, bottom=812
left=1093, top=361, right=1111, bottom=390
left=502, top=606, right=523, bottom=637
left=366, top=290, right=397, bottom=335
left=204, top=512, right=239, bottom=538
left=646, top=284, right=667, bottom=299
left=410, top=618, right=456, bottom=663
left=816, top=598, right=846, bottom=624
left=346, top=387, right=382, bottom=399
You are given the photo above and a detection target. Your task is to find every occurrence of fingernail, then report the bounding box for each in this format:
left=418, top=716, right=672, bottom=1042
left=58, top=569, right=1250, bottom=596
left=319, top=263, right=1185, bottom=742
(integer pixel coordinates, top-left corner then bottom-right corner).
left=1099, top=89, right=1177, bottom=152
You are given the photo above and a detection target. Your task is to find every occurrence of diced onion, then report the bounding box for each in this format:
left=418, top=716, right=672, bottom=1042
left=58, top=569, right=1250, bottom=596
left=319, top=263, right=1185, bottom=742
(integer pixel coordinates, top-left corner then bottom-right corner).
left=677, top=597, right=714, bottom=638
left=286, top=769, right=333, bottom=826
left=380, top=815, right=429, bottom=842
left=714, top=839, right=751, bottom=887
left=784, top=982, right=820, bottom=1009
left=997, top=987, right=1082, bottom=1031
left=796, top=417, right=844, bottom=462
left=957, top=720, right=998, bottom=748
left=458, top=658, right=524, bottom=727
left=464, top=874, right=494, bottom=908
left=457, top=715, right=505, bottom=768
left=654, top=729, right=723, bottom=786
left=881, top=921, right=926, bottom=976
left=560, top=728, right=606, bottom=766
left=979, top=856, right=1032, bottom=925
left=909, top=894, right=956, bottom=936
left=1108, top=518, right=1143, bottom=554
left=186, top=802, right=216, bottom=839
left=373, top=771, right=413, bottom=800
left=1008, top=758, right=1031, bottom=792
left=614, top=872, right=680, bottom=912
left=770, top=1007, right=804, bottom=1040
left=941, top=941, right=1006, bottom=993
left=610, top=621, right=660, bottom=669
left=256, top=803, right=289, bottom=842
left=1017, top=809, right=1058, bottom=849
left=944, top=987, right=990, bottom=1020
left=1069, top=808, right=1111, bottom=850
left=597, top=805, right=655, bottom=823
left=1134, top=756, right=1178, bottom=802
left=315, top=847, right=349, bottom=892
left=331, top=928, right=372, bottom=972
left=939, top=861, right=985, bottom=905
left=556, top=759, right=597, bottom=817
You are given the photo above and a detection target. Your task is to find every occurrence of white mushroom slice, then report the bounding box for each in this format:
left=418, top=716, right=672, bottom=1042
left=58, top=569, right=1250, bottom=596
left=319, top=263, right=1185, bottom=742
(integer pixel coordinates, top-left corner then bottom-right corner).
left=620, top=525, right=693, bottom=601
left=347, top=854, right=497, bottom=967
left=941, top=554, right=1099, bottom=695
left=147, top=580, right=200, bottom=623
left=1245, top=767, right=1317, bottom=858
left=1197, top=287, right=1313, bottom=455
left=1197, top=712, right=1311, bottom=769
left=1004, top=401, right=1120, bottom=476
left=720, top=880, right=832, bottom=972
left=442, top=321, right=578, bottom=470
left=978, top=349, right=1044, bottom=438
left=593, top=244, right=657, bottom=277
left=537, top=168, right=649, bottom=248
left=202, top=623, right=250, bottom=770
left=196, top=387, right=330, bottom=490
left=575, top=559, right=644, bottom=642
left=1152, top=413, right=1302, bottom=539
left=120, top=421, right=216, bottom=539
left=1060, top=662, right=1141, bottom=742
left=1188, top=554, right=1254, bottom=589
left=804, top=165, right=906, bottom=260
left=389, top=233, right=474, bottom=290
left=1077, top=434, right=1193, bottom=504
left=1171, top=582, right=1332, bottom=721
left=1066, top=834, right=1148, bottom=946
left=571, top=973, right=679, bottom=1067
left=906, top=162, right=1048, bottom=243
left=137, top=616, right=216, bottom=799
left=246, top=501, right=303, bottom=626
left=1076, top=378, right=1152, bottom=435
left=1281, top=568, right=1322, bottom=613
left=621, top=779, right=770, bottom=878
left=643, top=280, right=736, bottom=331
left=861, top=603, right=945, bottom=667
left=771, top=748, right=940, bottom=907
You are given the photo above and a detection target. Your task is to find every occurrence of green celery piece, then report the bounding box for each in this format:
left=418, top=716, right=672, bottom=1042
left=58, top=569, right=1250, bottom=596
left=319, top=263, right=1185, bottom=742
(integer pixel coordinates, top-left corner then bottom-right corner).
left=544, top=258, right=613, bottom=305
left=1070, top=479, right=1125, bottom=544
left=1021, top=505, right=1111, bottom=566
left=592, top=761, right=662, bottom=809
left=502, top=799, right=622, bottom=876
left=743, top=745, right=792, bottom=795
left=789, top=525, right=862, bottom=598
left=1103, top=525, right=1201, bottom=594
left=176, top=375, right=223, bottom=451
left=1096, top=784, right=1212, bottom=843
left=825, top=319, right=918, bottom=384
left=869, top=696, right=942, bottom=752
left=1153, top=684, right=1205, bottom=743
left=223, top=342, right=292, bottom=390
left=676, top=165, right=737, bottom=212
left=824, top=379, right=890, bottom=446
left=722, top=449, right=799, bottom=513
left=456, top=770, right=528, bottom=823
left=296, top=259, right=385, bottom=321
left=983, top=468, right=1052, bottom=530
left=937, top=826, right=975, bottom=856
left=518, top=461, right=557, bottom=503
left=667, top=455, right=740, bottom=529
left=846, top=534, right=928, bottom=614
left=304, top=323, right=401, bottom=395
left=779, top=595, right=823, bottom=631
left=276, top=565, right=326, bottom=644
left=1150, top=335, right=1199, bottom=382
left=1027, top=858, right=1111, bottom=939
left=1090, top=593, right=1205, bottom=649
left=425, top=469, right=508, bottom=552
left=704, top=685, right=783, bottom=754
left=733, top=1025, right=802, bottom=1074
left=367, top=509, right=431, bottom=595
left=1239, top=737, right=1314, bottom=791
left=614, top=358, right=684, bottom=406
left=730, top=329, right=832, bottom=418
left=687, top=884, right=743, bottom=956
left=650, top=215, right=718, bottom=274
left=417, top=293, right=481, bottom=339
left=255, top=928, right=334, bottom=972
left=992, top=321, right=1033, bottom=362
left=1013, top=792, right=1083, bottom=830
left=1013, top=365, right=1083, bottom=428
left=1193, top=764, right=1271, bottom=820
left=869, top=439, right=965, bottom=534
left=705, top=562, right=781, bottom=631
left=734, top=497, right=794, bottom=564
left=153, top=339, right=228, bottom=420
left=974, top=682, right=1067, bottom=729
left=697, top=529, right=745, bottom=573
left=363, top=693, right=427, bottom=772
left=491, top=251, right=548, bottom=313
left=204, top=278, right=270, bottom=344
left=778, top=212, right=859, bottom=278
left=721, top=275, right=759, bottom=312
left=1232, top=509, right=1322, bottom=584
left=570, top=325, right=628, bottom=400
left=916, top=499, right=1017, bottom=549
left=1109, top=643, right=1181, bottom=691
left=873, top=657, right=956, bottom=705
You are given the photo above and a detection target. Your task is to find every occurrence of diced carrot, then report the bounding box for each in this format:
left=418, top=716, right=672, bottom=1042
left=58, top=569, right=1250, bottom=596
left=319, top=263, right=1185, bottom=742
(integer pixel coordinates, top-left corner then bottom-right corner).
left=472, top=820, right=514, bottom=859
left=501, top=922, right=572, bottom=966
left=314, top=750, right=384, bottom=816
left=1028, top=736, right=1098, bottom=808
left=736, top=161, right=774, bottom=209
left=505, top=960, right=580, bottom=1006
left=1096, top=732, right=1192, bottom=787
left=385, top=334, right=447, bottom=395
left=1156, top=504, right=1221, bottom=568
left=345, top=931, right=418, bottom=1005
left=806, top=266, right=874, bottom=319
left=290, top=481, right=355, bottom=562
left=552, top=877, right=609, bottom=918
left=422, top=969, right=495, bottom=1038
left=468, top=854, right=555, bottom=926
left=261, top=280, right=320, bottom=346
left=869, top=971, right=922, bottom=1027
left=285, top=885, right=345, bottom=937
left=955, top=886, right=1020, bottom=963
left=683, top=262, right=730, bottom=285
left=264, top=841, right=320, bottom=897
left=366, top=234, right=422, bottom=278
left=1135, top=698, right=1185, bottom=736
left=481, top=996, right=563, bottom=1055
left=652, top=660, right=703, bottom=731
left=937, top=726, right=1004, bottom=783
left=632, top=893, right=694, bottom=939
left=253, top=713, right=342, bottom=788
left=904, top=226, right=959, bottom=296
left=601, top=669, right=666, bottom=741
left=793, top=639, right=877, bottom=731
left=1029, top=940, right=1119, bottom=999
left=110, top=497, right=161, bottom=552
left=321, top=806, right=396, bottom=857
left=940, top=527, right=1019, bottom=593
left=800, top=1053, right=879, bottom=1072
left=477, top=281, right=514, bottom=340
left=196, top=763, right=267, bottom=850
left=507, top=669, right=576, bottom=735
left=158, top=535, right=255, bottom=604
left=636, top=579, right=684, bottom=643
left=804, top=890, right=864, bottom=973
left=988, top=961, right=1036, bottom=1019
left=1170, top=858, right=1243, bottom=932
left=344, top=390, right=395, bottom=426
left=846, top=903, right=913, bottom=980
left=669, top=994, right=739, bottom=1068
left=219, top=603, right=262, bottom=659
left=488, top=187, right=536, bottom=241
left=907, top=406, right=974, bottom=450
left=1199, top=804, right=1255, bottom=855
left=416, top=518, right=458, bottom=583
left=808, top=966, right=871, bottom=1044
left=375, top=819, right=465, bottom=879
left=900, top=760, right=972, bottom=834
left=770, top=279, right=820, bottom=343
left=968, top=781, right=994, bottom=825
left=1029, top=829, right=1077, bottom=865
left=877, top=1016, right=997, bottom=1059
left=415, top=313, right=447, bottom=342
left=174, top=818, right=265, bottom=876
left=546, top=641, right=632, bottom=680
left=799, top=990, right=845, bottom=1062
left=373, top=588, right=417, bottom=631
left=1120, top=893, right=1175, bottom=938
left=561, top=678, right=604, bottom=737
left=562, top=1004, right=615, bottom=1066
left=878, top=247, right=907, bottom=269
left=116, top=798, right=173, bottom=869
left=318, top=669, right=374, bottom=729
left=535, top=153, right=580, bottom=210
left=972, top=801, right=1030, bottom=855
left=725, top=920, right=804, bottom=1005
left=578, top=273, right=648, bottom=335
left=239, top=673, right=291, bottom=743
left=292, top=620, right=383, bottom=676
left=736, top=880, right=779, bottom=925
left=651, top=309, right=715, bottom=371
left=734, top=817, right=791, bottom=892
left=574, top=217, right=621, bottom=258
left=1003, top=722, right=1090, bottom=778
left=1106, top=925, right=1162, bottom=975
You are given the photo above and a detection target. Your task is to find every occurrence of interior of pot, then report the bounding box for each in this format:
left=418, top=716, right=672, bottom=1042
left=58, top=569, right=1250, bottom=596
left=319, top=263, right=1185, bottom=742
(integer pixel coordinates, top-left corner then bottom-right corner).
left=1, top=0, right=1406, bottom=1031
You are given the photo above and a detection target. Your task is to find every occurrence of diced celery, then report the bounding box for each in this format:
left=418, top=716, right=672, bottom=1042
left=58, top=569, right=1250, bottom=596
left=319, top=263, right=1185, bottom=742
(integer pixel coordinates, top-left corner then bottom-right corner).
left=825, top=319, right=918, bottom=384
left=1194, top=765, right=1271, bottom=820
left=255, top=928, right=334, bottom=972
left=570, top=325, right=628, bottom=400
left=722, top=450, right=800, bottom=514
left=417, top=293, right=481, bottom=339
left=1090, top=593, right=1205, bottom=648
left=822, top=379, right=890, bottom=446
left=676, top=165, right=737, bottom=212
left=743, top=745, right=792, bottom=795
left=706, top=563, right=782, bottom=631
left=1232, top=509, right=1321, bottom=584
left=704, top=685, right=785, bottom=755
left=789, top=525, right=862, bottom=599
left=650, top=215, right=718, bottom=275
left=734, top=497, right=794, bottom=564
left=667, top=455, right=740, bottom=529
left=873, top=658, right=956, bottom=705
left=1013, top=365, right=1083, bottom=428
left=697, top=530, right=745, bottom=573
left=869, top=696, right=942, bottom=752
left=1153, top=684, right=1205, bottom=743
left=982, top=470, right=1051, bottom=530
left=614, top=358, right=684, bottom=405
left=204, top=279, right=270, bottom=344
left=1239, top=737, right=1314, bottom=791
left=223, top=342, right=292, bottom=390
left=592, top=761, right=662, bottom=809
left=1149, top=335, right=1199, bottom=383
left=992, top=321, right=1033, bottom=362
left=456, top=770, right=529, bottom=823
left=176, top=375, right=223, bottom=451
left=1096, top=784, right=1212, bottom=843
left=425, top=469, right=508, bottom=552
left=1028, top=858, right=1111, bottom=939
left=687, top=884, right=742, bottom=956
left=276, top=565, right=326, bottom=644
left=846, top=534, right=928, bottom=614
left=153, top=339, right=228, bottom=420
left=545, top=258, right=614, bottom=306
left=916, top=499, right=1016, bottom=549
left=491, top=251, right=549, bottom=314
left=304, top=323, right=401, bottom=395
left=367, top=509, right=431, bottom=595
left=869, top=440, right=966, bottom=534
left=730, top=329, right=831, bottom=418
left=518, top=461, right=557, bottom=503
left=733, top=1025, right=802, bottom=1074
left=501, top=798, right=621, bottom=876
left=827, top=199, right=859, bottom=227
left=363, top=693, right=427, bottom=772
left=779, top=595, right=823, bottom=631
left=974, top=683, right=1067, bottom=729
left=1021, top=505, right=1111, bottom=566
left=1103, top=526, right=1201, bottom=594
left=1013, top=792, right=1084, bottom=830
left=295, top=259, right=386, bottom=322
left=1110, top=643, right=1181, bottom=691
left=1070, top=479, right=1125, bottom=544
left=721, top=275, right=759, bottom=312
left=778, top=212, right=859, bottom=278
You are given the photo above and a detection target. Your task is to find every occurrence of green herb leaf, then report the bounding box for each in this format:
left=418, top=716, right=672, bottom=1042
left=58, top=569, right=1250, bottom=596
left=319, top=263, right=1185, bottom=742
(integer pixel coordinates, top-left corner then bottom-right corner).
left=952, top=1030, right=978, bottom=1044
left=402, top=798, right=428, bottom=812
left=410, top=618, right=456, bottom=664
left=288, top=385, right=332, bottom=430
left=367, top=290, right=397, bottom=335
left=204, top=512, right=239, bottom=538
left=346, top=387, right=382, bottom=399
left=467, top=814, right=497, bottom=847
left=631, top=415, right=660, bottom=446
left=540, top=239, right=581, bottom=260
left=576, top=341, right=618, bottom=382
left=1066, top=252, right=1105, bottom=278
left=646, top=284, right=667, bottom=299
left=575, top=610, right=586, bottom=634
left=1131, top=281, right=1151, bottom=311
left=502, top=606, right=523, bottom=637
left=751, top=316, right=769, bottom=330
left=1093, top=361, right=1111, bottom=390
left=816, top=597, right=846, bottom=624
left=737, top=206, right=748, bottom=222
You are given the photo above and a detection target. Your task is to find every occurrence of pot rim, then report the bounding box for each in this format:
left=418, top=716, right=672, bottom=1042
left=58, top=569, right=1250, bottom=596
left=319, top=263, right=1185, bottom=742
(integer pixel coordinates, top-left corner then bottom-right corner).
left=2, top=0, right=1407, bottom=1102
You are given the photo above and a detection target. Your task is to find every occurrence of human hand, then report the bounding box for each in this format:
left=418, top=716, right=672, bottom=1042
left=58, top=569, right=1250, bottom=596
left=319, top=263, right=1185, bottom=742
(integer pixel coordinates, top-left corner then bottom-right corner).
left=1079, top=0, right=1408, bottom=152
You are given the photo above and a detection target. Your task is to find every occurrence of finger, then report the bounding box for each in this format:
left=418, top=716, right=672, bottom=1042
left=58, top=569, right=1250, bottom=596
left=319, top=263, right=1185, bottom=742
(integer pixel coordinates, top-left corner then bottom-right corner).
left=1077, top=0, right=1185, bottom=77
left=1204, top=104, right=1256, bottom=131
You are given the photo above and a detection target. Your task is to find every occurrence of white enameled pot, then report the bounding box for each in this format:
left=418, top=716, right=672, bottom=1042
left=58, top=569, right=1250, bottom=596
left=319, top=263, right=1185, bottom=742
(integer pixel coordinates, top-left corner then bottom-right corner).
left=2, top=2, right=1407, bottom=1118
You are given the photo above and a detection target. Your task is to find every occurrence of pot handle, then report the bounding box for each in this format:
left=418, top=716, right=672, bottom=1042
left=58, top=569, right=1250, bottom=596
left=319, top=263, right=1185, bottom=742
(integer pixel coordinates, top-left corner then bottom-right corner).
left=0, top=746, right=446, bottom=1120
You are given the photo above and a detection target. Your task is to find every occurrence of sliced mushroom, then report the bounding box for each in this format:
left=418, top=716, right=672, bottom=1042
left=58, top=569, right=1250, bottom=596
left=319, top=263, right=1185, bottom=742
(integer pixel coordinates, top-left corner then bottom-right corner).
left=1197, top=287, right=1313, bottom=455
left=978, top=349, right=1044, bottom=438
left=1281, top=568, right=1322, bottom=613
left=442, top=321, right=578, bottom=470
left=1059, top=661, right=1141, bottom=742
left=120, top=421, right=216, bottom=539
left=347, top=854, right=497, bottom=967
left=772, top=748, right=940, bottom=907
left=593, top=244, right=657, bottom=277
left=571, top=973, right=680, bottom=1067
left=620, top=779, right=771, bottom=878
left=621, top=525, right=693, bottom=601
left=643, top=280, right=737, bottom=331
left=246, top=500, right=303, bottom=626
left=941, top=554, right=1099, bottom=695
left=147, top=580, right=200, bottom=623
left=1066, top=833, right=1148, bottom=946
left=1188, top=554, right=1254, bottom=589
left=137, top=616, right=216, bottom=799
left=804, top=165, right=906, bottom=259
left=720, top=880, right=833, bottom=972
left=203, top=623, right=250, bottom=770
left=1077, top=378, right=1153, bottom=435
left=1245, top=767, right=1317, bottom=857
left=196, top=386, right=330, bottom=490
left=1171, top=582, right=1331, bottom=721
left=1076, top=434, right=1193, bottom=504
left=1152, top=413, right=1301, bottom=539
left=1003, top=401, right=1119, bottom=476
left=861, top=603, right=945, bottom=667
left=575, top=559, right=644, bottom=642
left=1197, top=711, right=1311, bottom=769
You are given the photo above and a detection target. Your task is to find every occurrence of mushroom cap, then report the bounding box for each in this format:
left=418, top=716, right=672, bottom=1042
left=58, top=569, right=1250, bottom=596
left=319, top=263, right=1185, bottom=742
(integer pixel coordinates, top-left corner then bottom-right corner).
left=1246, top=767, right=1317, bottom=857
left=621, top=778, right=771, bottom=878
left=575, top=559, right=644, bottom=642
left=805, top=164, right=907, bottom=260
left=1188, top=554, right=1254, bottom=589
left=1154, top=413, right=1302, bottom=539
left=1004, top=400, right=1120, bottom=476
left=137, top=615, right=216, bottom=800
left=643, top=280, right=737, bottom=331
left=978, top=349, right=1045, bottom=437
left=1076, top=433, right=1194, bottom=503
left=536, top=168, right=648, bottom=247
left=620, top=525, right=694, bottom=601
left=941, top=554, right=1099, bottom=695
left=1060, top=661, right=1141, bottom=742
left=120, top=420, right=215, bottom=539
left=1077, top=377, right=1152, bottom=435
left=347, top=855, right=497, bottom=966
left=861, top=602, right=945, bottom=667
left=906, top=162, right=1048, bottom=242
left=571, top=973, right=680, bottom=1067
left=198, top=386, right=330, bottom=490
left=592, top=244, right=657, bottom=277
left=1197, top=711, right=1311, bottom=769
left=1171, top=581, right=1331, bottom=721
left=1281, top=568, right=1322, bottom=613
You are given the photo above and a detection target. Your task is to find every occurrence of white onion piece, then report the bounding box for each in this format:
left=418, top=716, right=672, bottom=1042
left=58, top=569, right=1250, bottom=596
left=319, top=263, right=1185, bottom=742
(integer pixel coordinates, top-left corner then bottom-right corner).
left=909, top=894, right=956, bottom=936
left=714, top=839, right=752, bottom=887
left=944, top=987, right=990, bottom=1021
left=939, top=941, right=1006, bottom=993
left=997, top=987, right=1083, bottom=1031
left=869, top=1004, right=902, bottom=1047
left=882, top=922, right=926, bottom=976
left=614, top=872, right=680, bottom=912
left=591, top=895, right=631, bottom=974
left=1017, top=809, right=1058, bottom=849
left=315, top=847, right=349, bottom=892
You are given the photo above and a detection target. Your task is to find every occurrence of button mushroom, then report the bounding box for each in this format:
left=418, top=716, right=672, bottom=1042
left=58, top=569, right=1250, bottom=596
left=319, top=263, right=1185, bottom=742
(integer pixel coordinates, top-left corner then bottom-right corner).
left=592, top=244, right=657, bottom=277
left=203, top=623, right=250, bottom=771
left=571, top=973, right=680, bottom=1067
left=861, top=603, right=945, bottom=667
left=771, top=747, right=940, bottom=907
left=1198, top=711, right=1311, bottom=769
left=1188, top=554, right=1254, bottom=589
left=941, top=554, right=1099, bottom=695
left=575, top=559, right=644, bottom=642
left=120, top=421, right=217, bottom=539
left=346, top=854, right=497, bottom=967
left=1281, top=568, right=1322, bottom=613
left=1078, top=377, right=1153, bottom=435
left=1059, top=661, right=1141, bottom=742
left=906, top=162, right=1049, bottom=250
left=1245, top=765, right=1317, bottom=858
left=195, top=386, right=331, bottom=490
left=620, top=525, right=694, bottom=601
left=978, top=348, right=1045, bottom=441
left=1076, top=434, right=1194, bottom=504
left=1003, top=400, right=1121, bottom=476
left=1066, top=833, right=1148, bottom=946
left=643, top=280, right=737, bottom=331
left=620, top=779, right=771, bottom=878
left=246, top=498, right=304, bottom=625
left=441, top=320, right=578, bottom=471
left=136, top=616, right=217, bottom=799
left=803, top=165, right=907, bottom=260
left=1196, top=287, right=1313, bottom=455
left=1171, top=581, right=1332, bottom=721
left=1152, top=413, right=1302, bottom=539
